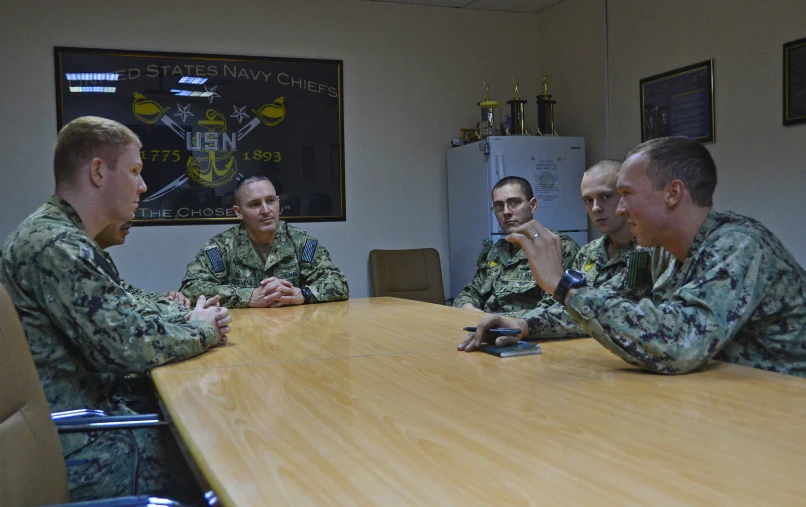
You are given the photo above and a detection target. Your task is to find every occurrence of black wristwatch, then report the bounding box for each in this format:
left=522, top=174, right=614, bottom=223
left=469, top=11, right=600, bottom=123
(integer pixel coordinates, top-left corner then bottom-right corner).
left=300, top=286, right=313, bottom=304
left=553, top=269, right=586, bottom=304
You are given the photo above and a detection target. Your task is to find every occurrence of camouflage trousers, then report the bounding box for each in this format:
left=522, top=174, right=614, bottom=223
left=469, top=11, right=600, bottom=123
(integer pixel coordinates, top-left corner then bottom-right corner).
left=63, top=425, right=202, bottom=504
left=63, top=378, right=202, bottom=504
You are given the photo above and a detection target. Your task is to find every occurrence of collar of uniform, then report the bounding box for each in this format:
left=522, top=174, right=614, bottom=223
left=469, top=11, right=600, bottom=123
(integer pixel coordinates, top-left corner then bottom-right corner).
left=611, top=236, right=644, bottom=265
left=47, top=195, right=87, bottom=233
left=491, top=237, right=522, bottom=266
left=586, top=236, right=611, bottom=268
left=235, top=220, right=290, bottom=270
left=101, top=250, right=121, bottom=278
left=683, top=208, right=720, bottom=263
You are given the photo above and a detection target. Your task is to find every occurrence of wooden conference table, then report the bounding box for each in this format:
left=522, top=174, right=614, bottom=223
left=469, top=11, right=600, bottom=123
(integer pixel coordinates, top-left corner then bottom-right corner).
left=152, top=297, right=806, bottom=505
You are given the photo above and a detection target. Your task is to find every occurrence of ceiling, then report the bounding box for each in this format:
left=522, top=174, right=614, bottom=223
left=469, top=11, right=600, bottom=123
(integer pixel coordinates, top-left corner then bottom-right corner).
left=367, top=0, right=565, bottom=14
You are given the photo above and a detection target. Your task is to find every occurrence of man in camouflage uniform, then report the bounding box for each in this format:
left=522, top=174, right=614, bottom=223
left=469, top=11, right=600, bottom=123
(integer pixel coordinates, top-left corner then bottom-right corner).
left=1, top=116, right=232, bottom=501
left=453, top=176, right=580, bottom=316
left=459, top=160, right=653, bottom=350
left=494, top=136, right=806, bottom=377
left=181, top=175, right=349, bottom=308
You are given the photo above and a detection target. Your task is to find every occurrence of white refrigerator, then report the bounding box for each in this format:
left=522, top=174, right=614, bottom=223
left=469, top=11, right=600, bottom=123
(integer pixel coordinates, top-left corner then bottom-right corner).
left=446, top=136, right=587, bottom=297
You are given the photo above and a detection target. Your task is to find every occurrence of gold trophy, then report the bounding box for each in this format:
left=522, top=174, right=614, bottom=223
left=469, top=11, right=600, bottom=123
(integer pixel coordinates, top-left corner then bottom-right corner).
left=477, top=79, right=500, bottom=139
left=506, top=77, right=528, bottom=135
left=536, top=72, right=558, bottom=135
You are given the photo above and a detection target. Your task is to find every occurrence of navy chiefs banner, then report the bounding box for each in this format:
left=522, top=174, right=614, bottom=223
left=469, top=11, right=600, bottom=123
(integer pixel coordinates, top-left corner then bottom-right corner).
left=55, top=46, right=345, bottom=224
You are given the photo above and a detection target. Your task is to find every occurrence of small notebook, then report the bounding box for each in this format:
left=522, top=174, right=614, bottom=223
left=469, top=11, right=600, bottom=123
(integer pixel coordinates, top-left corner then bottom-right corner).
left=481, top=341, right=542, bottom=358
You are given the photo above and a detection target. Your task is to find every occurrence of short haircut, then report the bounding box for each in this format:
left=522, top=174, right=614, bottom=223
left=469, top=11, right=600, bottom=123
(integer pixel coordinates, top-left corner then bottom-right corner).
left=492, top=176, right=533, bottom=200
left=585, top=159, right=622, bottom=176
left=626, top=136, right=717, bottom=206
left=53, top=116, right=141, bottom=187
left=233, top=174, right=274, bottom=206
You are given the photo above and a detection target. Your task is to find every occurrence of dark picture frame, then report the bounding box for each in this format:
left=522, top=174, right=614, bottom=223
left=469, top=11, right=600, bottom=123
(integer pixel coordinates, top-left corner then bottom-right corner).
left=640, top=59, right=715, bottom=143
left=784, top=37, right=806, bottom=126
left=54, top=46, right=345, bottom=225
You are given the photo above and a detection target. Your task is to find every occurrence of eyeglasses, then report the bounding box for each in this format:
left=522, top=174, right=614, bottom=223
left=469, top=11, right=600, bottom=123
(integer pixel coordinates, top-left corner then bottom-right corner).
left=491, top=198, right=527, bottom=213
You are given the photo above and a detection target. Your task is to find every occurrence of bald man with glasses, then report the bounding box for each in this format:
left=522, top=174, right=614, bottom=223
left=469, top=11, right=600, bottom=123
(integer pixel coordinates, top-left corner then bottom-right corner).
left=453, top=176, right=580, bottom=316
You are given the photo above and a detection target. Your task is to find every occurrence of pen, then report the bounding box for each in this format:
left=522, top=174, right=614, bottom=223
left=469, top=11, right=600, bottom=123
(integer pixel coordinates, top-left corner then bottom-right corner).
left=462, top=327, right=521, bottom=335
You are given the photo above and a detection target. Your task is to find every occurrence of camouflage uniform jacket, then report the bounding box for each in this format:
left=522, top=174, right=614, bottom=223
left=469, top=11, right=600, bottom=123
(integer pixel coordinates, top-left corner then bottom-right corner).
left=0, top=196, right=217, bottom=450
left=102, top=251, right=187, bottom=324
left=565, top=210, right=806, bottom=377
left=524, top=236, right=653, bottom=339
left=453, top=231, right=579, bottom=317
left=180, top=220, right=349, bottom=308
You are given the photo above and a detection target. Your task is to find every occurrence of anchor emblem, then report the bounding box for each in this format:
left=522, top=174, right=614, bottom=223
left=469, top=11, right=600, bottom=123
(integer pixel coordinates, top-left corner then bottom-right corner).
left=187, top=109, right=237, bottom=188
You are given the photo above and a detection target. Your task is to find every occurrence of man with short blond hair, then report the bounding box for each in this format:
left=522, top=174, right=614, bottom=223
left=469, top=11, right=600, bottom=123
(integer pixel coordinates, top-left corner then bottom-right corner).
left=1, top=116, right=232, bottom=501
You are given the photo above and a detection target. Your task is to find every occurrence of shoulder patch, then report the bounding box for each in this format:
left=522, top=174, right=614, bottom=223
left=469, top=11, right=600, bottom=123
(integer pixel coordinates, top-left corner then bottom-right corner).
left=627, top=250, right=651, bottom=287
left=205, top=246, right=226, bottom=273
left=301, top=239, right=318, bottom=263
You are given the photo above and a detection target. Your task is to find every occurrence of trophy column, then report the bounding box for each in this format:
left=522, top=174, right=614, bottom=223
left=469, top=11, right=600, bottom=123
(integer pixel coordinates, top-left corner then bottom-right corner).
left=507, top=99, right=528, bottom=135
left=507, top=77, right=527, bottom=135
left=536, top=72, right=558, bottom=135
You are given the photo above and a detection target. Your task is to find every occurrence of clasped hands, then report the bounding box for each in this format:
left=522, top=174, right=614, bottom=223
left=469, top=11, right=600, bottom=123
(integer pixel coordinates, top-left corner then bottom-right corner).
left=186, top=295, right=231, bottom=346
left=248, top=277, right=304, bottom=308
left=458, top=219, right=565, bottom=352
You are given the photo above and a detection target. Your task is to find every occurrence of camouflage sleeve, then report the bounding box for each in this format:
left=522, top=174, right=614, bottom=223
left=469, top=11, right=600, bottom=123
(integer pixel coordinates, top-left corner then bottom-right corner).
left=564, top=232, right=770, bottom=374
left=125, top=290, right=189, bottom=324
left=180, top=241, right=254, bottom=309
left=37, top=241, right=216, bottom=374
left=559, top=234, right=581, bottom=270
left=522, top=301, right=588, bottom=339
left=299, top=240, right=349, bottom=303
left=518, top=246, right=588, bottom=338
left=120, top=280, right=162, bottom=302
left=452, top=248, right=491, bottom=309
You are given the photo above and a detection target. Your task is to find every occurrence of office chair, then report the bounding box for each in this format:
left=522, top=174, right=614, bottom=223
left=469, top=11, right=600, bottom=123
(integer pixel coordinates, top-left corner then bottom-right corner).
left=368, top=248, right=447, bottom=305
left=0, top=283, right=204, bottom=507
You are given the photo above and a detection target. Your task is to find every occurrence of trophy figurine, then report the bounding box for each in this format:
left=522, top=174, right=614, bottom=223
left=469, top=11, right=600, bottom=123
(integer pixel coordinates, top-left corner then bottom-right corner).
left=536, top=72, right=558, bottom=135
left=506, top=77, right=528, bottom=135
left=477, top=79, right=500, bottom=139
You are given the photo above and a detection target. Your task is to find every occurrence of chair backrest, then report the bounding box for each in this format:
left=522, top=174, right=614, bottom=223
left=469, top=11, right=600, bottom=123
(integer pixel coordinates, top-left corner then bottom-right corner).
left=0, top=283, right=69, bottom=506
left=369, top=248, right=445, bottom=305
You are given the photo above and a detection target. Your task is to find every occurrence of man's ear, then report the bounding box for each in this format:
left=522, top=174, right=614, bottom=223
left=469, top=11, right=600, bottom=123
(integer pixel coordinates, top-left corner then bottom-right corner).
left=89, top=157, right=104, bottom=188
left=233, top=205, right=243, bottom=219
left=529, top=197, right=538, bottom=213
left=665, top=180, right=685, bottom=208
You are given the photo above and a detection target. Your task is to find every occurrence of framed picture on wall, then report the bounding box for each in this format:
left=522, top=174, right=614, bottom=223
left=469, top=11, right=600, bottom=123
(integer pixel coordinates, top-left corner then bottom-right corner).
left=639, top=59, right=715, bottom=143
left=784, top=36, right=806, bottom=126
left=54, top=46, right=345, bottom=225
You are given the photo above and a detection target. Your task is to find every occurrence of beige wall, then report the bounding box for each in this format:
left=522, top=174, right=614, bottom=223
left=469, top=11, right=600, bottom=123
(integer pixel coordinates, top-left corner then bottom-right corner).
left=535, top=0, right=608, bottom=238
left=0, top=0, right=546, bottom=297
left=536, top=0, right=608, bottom=168
left=606, top=0, right=806, bottom=264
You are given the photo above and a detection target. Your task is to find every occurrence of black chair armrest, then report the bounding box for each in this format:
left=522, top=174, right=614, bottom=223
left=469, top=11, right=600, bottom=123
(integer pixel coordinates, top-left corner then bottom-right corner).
left=49, top=495, right=186, bottom=506
left=54, top=413, right=169, bottom=433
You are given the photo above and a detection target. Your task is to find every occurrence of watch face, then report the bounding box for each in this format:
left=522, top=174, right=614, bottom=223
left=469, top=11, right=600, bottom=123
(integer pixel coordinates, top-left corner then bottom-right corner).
left=566, top=269, right=586, bottom=284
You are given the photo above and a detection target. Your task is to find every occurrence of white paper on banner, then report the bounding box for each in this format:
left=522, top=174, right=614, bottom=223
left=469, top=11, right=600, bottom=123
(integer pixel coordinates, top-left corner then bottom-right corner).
left=530, top=157, right=564, bottom=207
